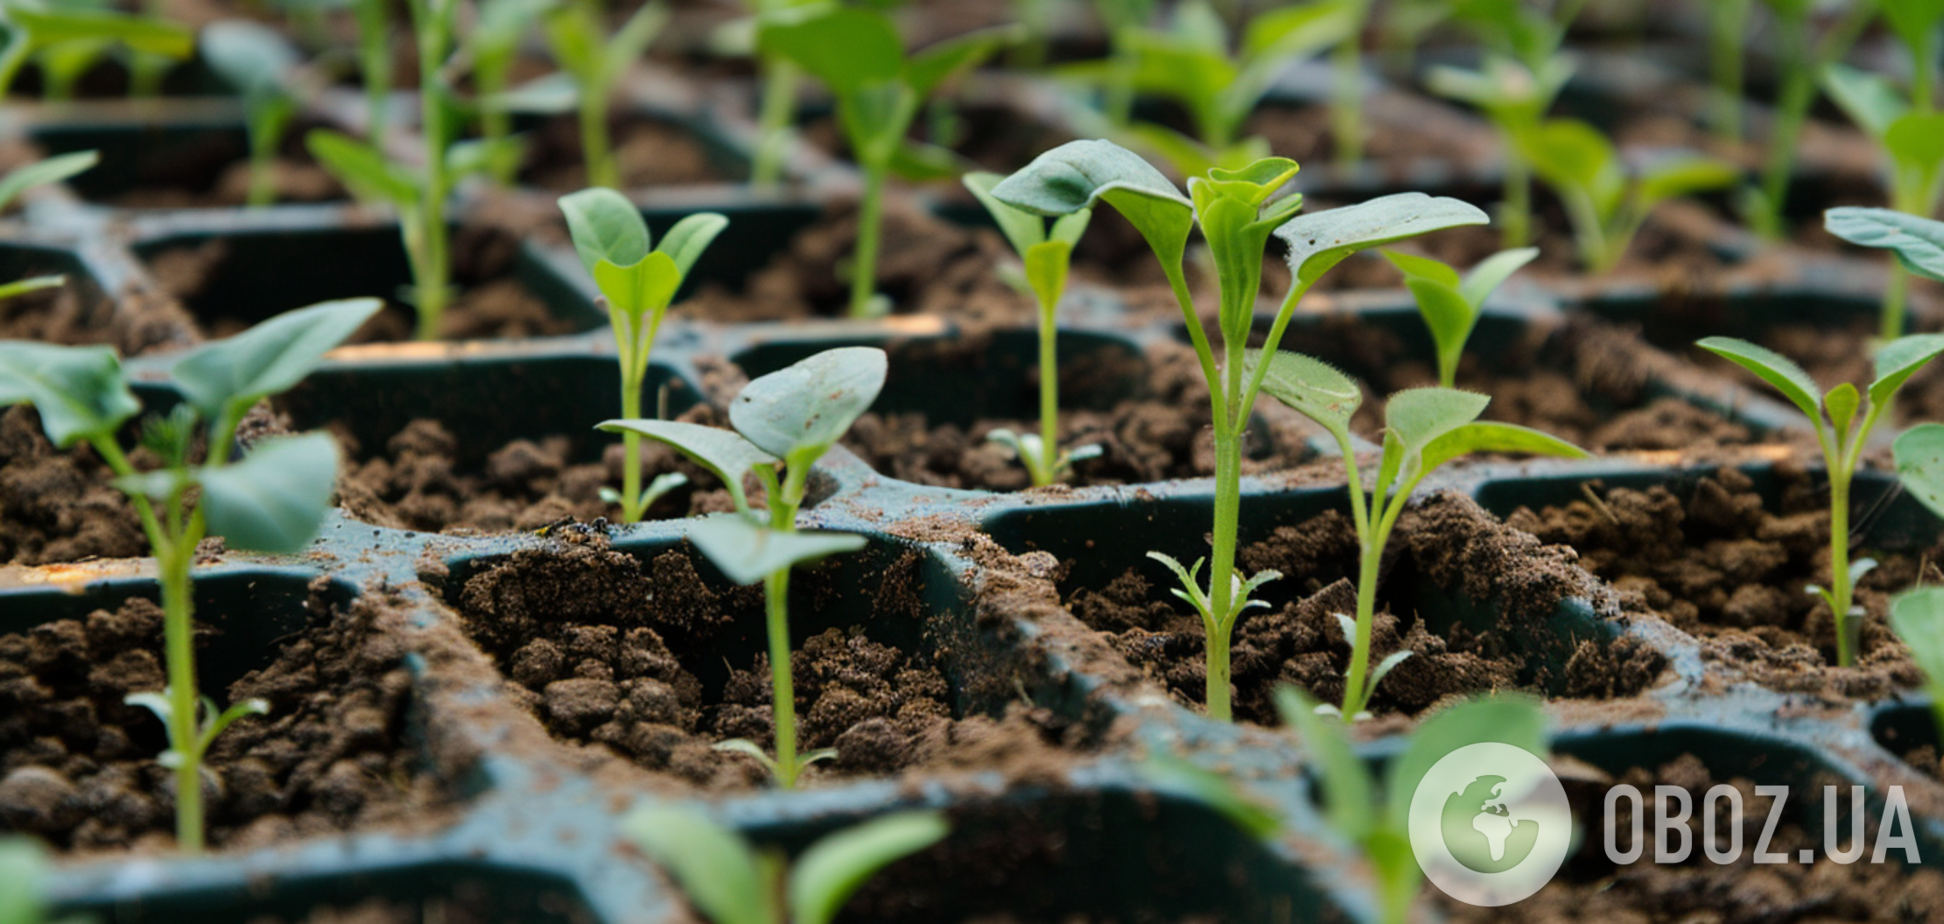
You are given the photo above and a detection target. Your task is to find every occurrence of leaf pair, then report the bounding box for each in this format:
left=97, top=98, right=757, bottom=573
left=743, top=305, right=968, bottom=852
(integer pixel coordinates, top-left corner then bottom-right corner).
left=1384, top=247, right=1538, bottom=386
left=1821, top=64, right=1944, bottom=207
left=559, top=188, right=728, bottom=320
left=1697, top=333, right=1944, bottom=438
left=0, top=0, right=194, bottom=95
left=962, top=172, right=1091, bottom=311
left=543, top=0, right=665, bottom=99
left=1515, top=118, right=1739, bottom=269
left=624, top=806, right=946, bottom=924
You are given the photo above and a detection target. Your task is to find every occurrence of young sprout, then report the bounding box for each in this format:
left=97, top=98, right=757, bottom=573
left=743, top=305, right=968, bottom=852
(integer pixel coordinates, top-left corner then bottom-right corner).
left=0, top=0, right=192, bottom=99
left=1698, top=327, right=1944, bottom=667
left=0, top=297, right=379, bottom=851
left=1741, top=0, right=1874, bottom=240
left=201, top=21, right=302, bottom=208
left=558, top=188, right=727, bottom=522
left=0, top=149, right=95, bottom=302
left=963, top=170, right=1098, bottom=486
left=1278, top=688, right=1550, bottom=924
left=993, top=139, right=1490, bottom=722
left=1425, top=55, right=1573, bottom=250
left=468, top=0, right=546, bottom=187
left=1089, top=0, right=1156, bottom=126
left=1889, top=587, right=1944, bottom=755
left=1329, top=0, right=1374, bottom=166
left=1706, top=0, right=1750, bottom=142
left=353, top=0, right=389, bottom=140
left=542, top=0, right=667, bottom=190
left=601, top=347, right=887, bottom=787
left=1250, top=356, right=1585, bottom=719
left=1517, top=120, right=1739, bottom=273
left=1383, top=246, right=1538, bottom=388
left=760, top=7, right=1014, bottom=317
left=720, top=0, right=821, bottom=188
left=624, top=805, right=947, bottom=924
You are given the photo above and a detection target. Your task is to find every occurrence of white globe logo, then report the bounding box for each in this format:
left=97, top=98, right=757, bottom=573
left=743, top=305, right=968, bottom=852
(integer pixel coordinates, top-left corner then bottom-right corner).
left=1407, top=742, right=1573, bottom=907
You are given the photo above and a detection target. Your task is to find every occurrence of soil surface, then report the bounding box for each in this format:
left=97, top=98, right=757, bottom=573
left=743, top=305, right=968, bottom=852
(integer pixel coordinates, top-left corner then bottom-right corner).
left=0, top=406, right=147, bottom=566
left=1445, top=752, right=1944, bottom=923
left=0, top=276, right=197, bottom=357
left=453, top=533, right=1095, bottom=791
left=520, top=115, right=729, bottom=192
left=1056, top=493, right=1664, bottom=723
left=108, top=158, right=346, bottom=210
left=1505, top=466, right=1930, bottom=700
left=0, top=582, right=458, bottom=853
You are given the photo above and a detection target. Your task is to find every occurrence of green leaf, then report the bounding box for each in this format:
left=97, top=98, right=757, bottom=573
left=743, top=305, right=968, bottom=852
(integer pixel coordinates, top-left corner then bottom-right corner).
left=0, top=341, right=139, bottom=447
left=1198, top=157, right=1302, bottom=209
left=0, top=150, right=96, bottom=212
left=1273, top=193, right=1490, bottom=289
left=559, top=188, right=651, bottom=275
left=686, top=513, right=866, bottom=585
left=0, top=837, right=47, bottom=924
left=603, top=0, right=669, bottom=86
left=887, top=140, right=968, bottom=181
left=1049, top=209, right=1092, bottom=246
left=1241, top=0, right=1358, bottom=60
left=1417, top=421, right=1589, bottom=476
left=1384, top=387, right=1490, bottom=459
left=1821, top=63, right=1908, bottom=139
left=1458, top=247, right=1539, bottom=307
left=1869, top=332, right=1944, bottom=407
left=542, top=1, right=601, bottom=84
left=1276, top=686, right=1375, bottom=843
left=4, top=5, right=194, bottom=58
left=0, top=275, right=63, bottom=302
left=1384, top=694, right=1547, bottom=829
left=990, top=140, right=1195, bottom=271
left=655, top=213, right=729, bottom=277
left=905, top=24, right=1018, bottom=96
left=1825, top=382, right=1861, bottom=436
left=788, top=812, right=949, bottom=924
left=1695, top=336, right=1823, bottom=420
left=593, top=251, right=680, bottom=319
left=1244, top=349, right=1362, bottom=437
left=963, top=171, right=1046, bottom=256
left=1886, top=112, right=1944, bottom=178
left=1142, top=755, right=1281, bottom=840
left=759, top=7, right=902, bottom=94
left=199, top=432, right=338, bottom=553
left=1401, top=276, right=1475, bottom=384
left=729, top=346, right=887, bottom=462
left=173, top=298, right=382, bottom=427
left=306, top=130, right=418, bottom=204
left=1635, top=155, right=1740, bottom=209
left=621, top=805, right=774, bottom=924
left=1893, top=587, right=1944, bottom=701
left=1381, top=249, right=1461, bottom=289
left=1896, top=423, right=1944, bottom=522
left=596, top=419, right=777, bottom=514
left=1882, top=0, right=1944, bottom=56
left=200, top=20, right=298, bottom=98
left=1023, top=240, right=1072, bottom=313
left=1517, top=119, right=1624, bottom=220
left=1826, top=207, right=1944, bottom=282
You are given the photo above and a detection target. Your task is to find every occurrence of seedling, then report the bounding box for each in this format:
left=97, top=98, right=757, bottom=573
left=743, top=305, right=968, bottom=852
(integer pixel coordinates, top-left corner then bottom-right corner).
left=201, top=21, right=301, bottom=208
left=1517, top=118, right=1738, bottom=273
left=963, top=170, right=1098, bottom=486
left=1, top=837, right=48, bottom=924
left=1089, top=0, right=1156, bottom=126
left=760, top=7, right=1013, bottom=316
left=601, top=347, right=886, bottom=786
left=1706, top=0, right=1750, bottom=142
left=1064, top=0, right=1357, bottom=177
left=1889, top=587, right=1944, bottom=754
left=0, top=0, right=192, bottom=99
left=542, top=0, right=666, bottom=189
left=1698, top=328, right=1944, bottom=667
left=993, top=139, right=1490, bottom=721
left=352, top=0, right=389, bottom=139
left=0, top=297, right=377, bottom=851
left=1252, top=356, right=1585, bottom=718
left=1382, top=246, right=1538, bottom=387
left=467, top=0, right=545, bottom=186
left=558, top=187, right=727, bottom=521
left=1740, top=0, right=1874, bottom=240
left=624, top=805, right=946, bottom=924
left=1278, top=687, right=1550, bottom=924
left=1426, top=55, right=1573, bottom=250
left=708, top=0, right=821, bottom=187
left=0, top=149, right=94, bottom=302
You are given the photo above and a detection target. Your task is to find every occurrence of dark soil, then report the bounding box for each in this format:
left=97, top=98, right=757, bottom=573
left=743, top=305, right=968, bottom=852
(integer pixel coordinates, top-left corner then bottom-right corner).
left=0, top=583, right=457, bottom=853
left=1445, top=752, right=1944, bottom=923
left=1247, top=97, right=1499, bottom=182
left=0, top=276, right=198, bottom=357
left=800, top=99, right=1077, bottom=174
left=1504, top=466, right=1930, bottom=700
left=1057, top=492, right=1665, bottom=723
left=107, top=158, right=346, bottom=210
left=520, top=115, right=729, bottom=192
left=0, top=406, right=148, bottom=566
left=452, top=534, right=1093, bottom=791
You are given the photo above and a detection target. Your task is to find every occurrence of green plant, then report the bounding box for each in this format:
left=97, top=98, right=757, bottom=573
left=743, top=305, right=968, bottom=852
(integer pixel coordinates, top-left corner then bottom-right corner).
left=353, top=0, right=388, bottom=139
left=1516, top=119, right=1738, bottom=273
left=1889, top=586, right=1944, bottom=752
left=0, top=150, right=94, bottom=302
left=0, top=297, right=378, bottom=851
left=543, top=0, right=666, bottom=190
left=1426, top=55, right=1572, bottom=250
left=760, top=7, right=1014, bottom=317
left=601, top=347, right=886, bottom=786
left=0, top=0, right=192, bottom=99
left=1698, top=327, right=1944, bottom=667
left=201, top=21, right=301, bottom=208
left=1707, top=0, right=1750, bottom=141
left=963, top=170, right=1098, bottom=486
left=1251, top=357, right=1585, bottom=718
left=468, top=0, right=546, bottom=186
left=624, top=805, right=946, bottom=924
left=1277, top=688, right=1548, bottom=924
left=1383, top=246, right=1537, bottom=387
left=992, top=139, right=1490, bottom=722
left=1, top=837, right=48, bottom=924
left=1739, top=0, right=1874, bottom=240
left=559, top=187, right=727, bottom=521
left=1090, top=0, right=1156, bottom=126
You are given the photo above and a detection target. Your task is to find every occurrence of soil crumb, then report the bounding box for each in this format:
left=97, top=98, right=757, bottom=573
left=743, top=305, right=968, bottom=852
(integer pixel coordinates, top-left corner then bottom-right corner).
left=0, top=406, right=147, bottom=565
left=521, top=116, right=726, bottom=192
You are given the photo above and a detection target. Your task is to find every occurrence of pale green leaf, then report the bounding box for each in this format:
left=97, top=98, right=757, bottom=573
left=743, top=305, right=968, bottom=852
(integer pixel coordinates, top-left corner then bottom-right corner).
left=4, top=5, right=193, bottom=58
left=1244, top=349, right=1362, bottom=437
left=306, top=130, right=418, bottom=204
left=788, top=812, right=949, bottom=924
left=0, top=150, right=96, bottom=212
left=1895, top=423, right=1944, bottom=521
left=686, top=513, right=866, bottom=585
left=593, top=251, right=680, bottom=319
left=1825, top=382, right=1861, bottom=436
left=1636, top=155, right=1740, bottom=209
left=905, top=24, right=1018, bottom=96
left=1381, top=249, right=1461, bottom=289
left=1143, top=755, right=1281, bottom=840
left=963, top=171, right=1046, bottom=256
left=1518, top=119, right=1624, bottom=220
left=200, top=20, right=298, bottom=98
left=1275, top=686, right=1375, bottom=842
left=1458, top=247, right=1539, bottom=307
left=603, top=0, right=668, bottom=86
left=729, top=347, right=886, bottom=461
left=1273, top=193, right=1490, bottom=288
left=1695, top=336, right=1822, bottom=420
left=559, top=188, right=651, bottom=276
left=596, top=419, right=777, bottom=514
left=1826, top=207, right=1944, bottom=282
left=1869, top=332, right=1944, bottom=407
left=1821, top=63, right=1908, bottom=139
left=0, top=341, right=139, bottom=447
left=1023, top=240, right=1071, bottom=313
left=173, top=298, right=382, bottom=426
left=200, top=432, right=338, bottom=553
left=1417, top=421, right=1589, bottom=477
left=1890, top=585, right=1944, bottom=689
left=1384, top=387, right=1489, bottom=458
left=622, top=805, right=774, bottom=924
left=988, top=141, right=1195, bottom=271
left=0, top=276, right=63, bottom=302
left=655, top=212, right=729, bottom=277
left=759, top=7, right=902, bottom=94
left=1384, top=694, right=1546, bottom=829
left=0, top=837, right=47, bottom=924
left=1402, top=276, right=1476, bottom=385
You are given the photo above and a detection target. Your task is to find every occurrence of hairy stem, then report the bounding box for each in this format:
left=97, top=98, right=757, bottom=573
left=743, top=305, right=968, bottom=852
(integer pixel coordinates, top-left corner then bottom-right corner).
left=1339, top=533, right=1384, bottom=721
left=848, top=164, right=887, bottom=317
left=752, top=57, right=798, bottom=188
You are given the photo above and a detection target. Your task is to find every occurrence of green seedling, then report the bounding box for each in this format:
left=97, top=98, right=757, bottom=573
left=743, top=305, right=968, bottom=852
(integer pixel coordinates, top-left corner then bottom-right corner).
left=1426, top=54, right=1573, bottom=249
left=1089, top=0, right=1157, bottom=126
left=353, top=0, right=388, bottom=139
left=708, top=0, right=821, bottom=188
left=963, top=169, right=1098, bottom=486
left=1516, top=119, right=1738, bottom=273
left=201, top=21, right=301, bottom=208
left=1707, top=0, right=1750, bottom=142
left=601, top=347, right=886, bottom=787
left=0, top=297, right=379, bottom=851
left=542, top=0, right=666, bottom=190
left=0, top=0, right=192, bottom=99
left=1, top=837, right=49, bottom=924
left=1251, top=355, right=1584, bottom=719
left=1889, top=587, right=1944, bottom=755
left=468, top=0, right=545, bottom=186
left=760, top=7, right=1014, bottom=317
left=0, top=149, right=94, bottom=302
left=624, top=805, right=946, bottom=924
left=1064, top=0, right=1357, bottom=177
left=1383, top=246, right=1538, bottom=387
left=1739, top=0, right=1874, bottom=240
left=1698, top=327, right=1944, bottom=667
left=1278, top=688, right=1549, bottom=924
left=992, top=139, right=1489, bottom=721
left=558, top=187, right=727, bottom=521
